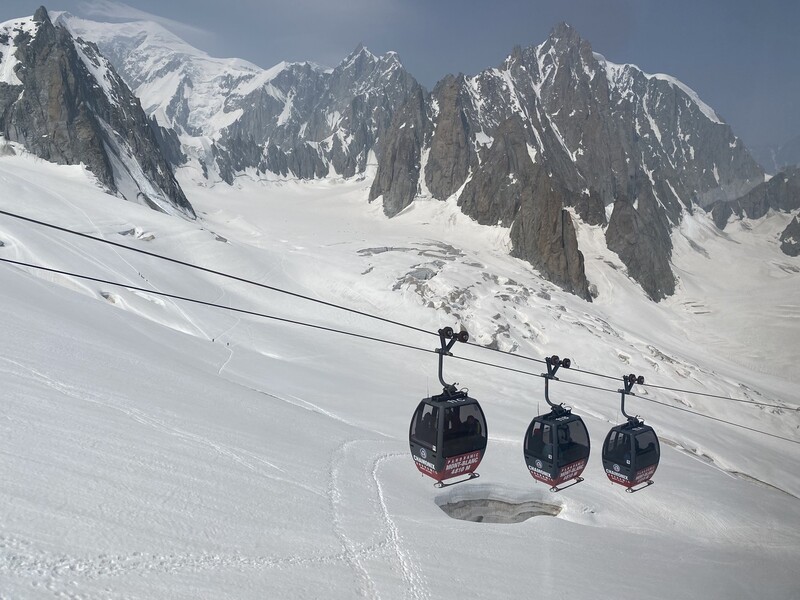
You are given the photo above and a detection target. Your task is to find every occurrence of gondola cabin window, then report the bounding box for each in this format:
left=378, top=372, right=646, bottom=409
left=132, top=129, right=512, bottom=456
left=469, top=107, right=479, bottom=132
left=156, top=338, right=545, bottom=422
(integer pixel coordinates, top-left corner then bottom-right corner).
left=605, top=430, right=632, bottom=465
left=410, top=403, right=438, bottom=448
left=634, top=429, right=659, bottom=469
left=558, top=420, right=590, bottom=464
left=443, top=404, right=487, bottom=458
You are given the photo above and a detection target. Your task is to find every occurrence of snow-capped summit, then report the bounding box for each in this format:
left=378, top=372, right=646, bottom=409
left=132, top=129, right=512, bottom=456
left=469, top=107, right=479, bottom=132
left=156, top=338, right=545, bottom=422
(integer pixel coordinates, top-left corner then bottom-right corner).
left=56, top=13, right=421, bottom=184
left=0, top=7, right=194, bottom=218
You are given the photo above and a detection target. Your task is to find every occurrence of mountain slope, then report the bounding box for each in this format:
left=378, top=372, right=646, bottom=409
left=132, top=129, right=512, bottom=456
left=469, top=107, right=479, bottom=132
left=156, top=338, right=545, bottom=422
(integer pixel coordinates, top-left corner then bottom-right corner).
left=711, top=167, right=800, bottom=231
left=371, top=24, right=764, bottom=300
left=50, top=15, right=770, bottom=303
left=0, top=144, right=798, bottom=599
left=59, top=13, right=420, bottom=185
left=0, top=7, right=194, bottom=218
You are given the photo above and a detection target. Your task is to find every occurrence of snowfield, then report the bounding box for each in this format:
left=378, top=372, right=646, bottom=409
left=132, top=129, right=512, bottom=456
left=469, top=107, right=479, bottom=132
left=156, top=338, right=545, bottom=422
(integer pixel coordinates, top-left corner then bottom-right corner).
left=1, top=146, right=799, bottom=599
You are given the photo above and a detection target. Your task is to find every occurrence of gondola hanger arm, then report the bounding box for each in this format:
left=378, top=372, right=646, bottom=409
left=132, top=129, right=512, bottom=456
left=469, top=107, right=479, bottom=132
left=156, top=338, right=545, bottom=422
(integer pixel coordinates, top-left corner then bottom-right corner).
left=619, top=373, right=645, bottom=422
left=542, top=355, right=571, bottom=409
left=435, top=327, right=469, bottom=396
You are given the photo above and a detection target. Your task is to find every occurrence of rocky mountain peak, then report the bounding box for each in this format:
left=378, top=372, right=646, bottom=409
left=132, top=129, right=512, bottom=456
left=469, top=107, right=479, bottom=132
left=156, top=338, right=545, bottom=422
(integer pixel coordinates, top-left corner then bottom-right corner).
left=33, top=5, right=49, bottom=23
left=549, top=21, right=582, bottom=45
left=340, top=43, right=377, bottom=72
left=371, top=23, right=763, bottom=300
left=381, top=50, right=402, bottom=64
left=0, top=6, right=194, bottom=218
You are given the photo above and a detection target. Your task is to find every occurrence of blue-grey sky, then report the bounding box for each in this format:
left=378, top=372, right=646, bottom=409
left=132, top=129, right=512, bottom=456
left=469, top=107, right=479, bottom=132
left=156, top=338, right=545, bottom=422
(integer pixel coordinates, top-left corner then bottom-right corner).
left=2, top=0, right=798, bottom=149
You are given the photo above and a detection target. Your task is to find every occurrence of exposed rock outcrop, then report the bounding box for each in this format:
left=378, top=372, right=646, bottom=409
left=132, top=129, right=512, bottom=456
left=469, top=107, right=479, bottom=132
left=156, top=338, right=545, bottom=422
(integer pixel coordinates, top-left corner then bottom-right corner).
left=368, top=84, right=430, bottom=217
left=457, top=116, right=530, bottom=227
left=425, top=75, right=474, bottom=200
left=1, top=7, right=194, bottom=217
left=779, top=216, right=800, bottom=257
left=510, top=168, right=591, bottom=300
left=606, top=192, right=676, bottom=300
left=710, top=168, right=800, bottom=229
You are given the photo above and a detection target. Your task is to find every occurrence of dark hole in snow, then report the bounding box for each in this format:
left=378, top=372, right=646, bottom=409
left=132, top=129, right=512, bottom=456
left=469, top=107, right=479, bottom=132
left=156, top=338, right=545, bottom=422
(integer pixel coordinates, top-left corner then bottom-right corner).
left=438, top=498, right=562, bottom=524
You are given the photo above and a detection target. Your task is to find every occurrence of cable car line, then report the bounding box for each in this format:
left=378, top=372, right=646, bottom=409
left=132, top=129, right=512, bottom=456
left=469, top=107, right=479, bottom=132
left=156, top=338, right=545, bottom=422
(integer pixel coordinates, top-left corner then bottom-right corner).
left=463, top=340, right=548, bottom=366
left=0, top=209, right=436, bottom=339
left=0, top=257, right=434, bottom=355
left=2, top=257, right=798, bottom=447
left=0, top=209, right=797, bottom=413
left=4, top=257, right=798, bottom=448
left=640, top=381, right=791, bottom=407
left=556, top=377, right=800, bottom=444
left=2, top=254, right=795, bottom=419
left=1, top=257, right=552, bottom=383
left=567, top=365, right=623, bottom=383
left=630, top=394, right=800, bottom=445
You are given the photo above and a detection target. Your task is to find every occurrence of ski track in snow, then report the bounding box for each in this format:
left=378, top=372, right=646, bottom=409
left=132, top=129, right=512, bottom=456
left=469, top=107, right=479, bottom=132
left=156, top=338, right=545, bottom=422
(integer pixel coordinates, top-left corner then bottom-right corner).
left=327, top=441, right=430, bottom=600
left=0, top=531, right=383, bottom=593
left=328, top=441, right=382, bottom=598
left=217, top=339, right=236, bottom=376
left=2, top=357, right=427, bottom=598
left=371, top=453, right=430, bottom=600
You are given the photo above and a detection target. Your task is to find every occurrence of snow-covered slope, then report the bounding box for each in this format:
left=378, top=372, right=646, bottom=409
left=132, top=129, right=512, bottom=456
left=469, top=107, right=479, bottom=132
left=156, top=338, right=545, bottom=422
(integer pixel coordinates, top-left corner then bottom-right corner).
left=1, top=144, right=799, bottom=598
left=0, top=15, right=41, bottom=85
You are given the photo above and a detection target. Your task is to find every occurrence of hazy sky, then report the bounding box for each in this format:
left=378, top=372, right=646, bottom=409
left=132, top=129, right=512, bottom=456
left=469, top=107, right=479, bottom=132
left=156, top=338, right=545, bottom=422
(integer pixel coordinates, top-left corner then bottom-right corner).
left=2, top=0, right=798, bottom=149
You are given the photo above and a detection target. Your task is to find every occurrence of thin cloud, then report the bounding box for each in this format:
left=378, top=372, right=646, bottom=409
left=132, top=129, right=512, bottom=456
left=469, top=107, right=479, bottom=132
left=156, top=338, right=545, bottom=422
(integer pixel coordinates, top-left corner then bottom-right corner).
left=77, top=0, right=210, bottom=39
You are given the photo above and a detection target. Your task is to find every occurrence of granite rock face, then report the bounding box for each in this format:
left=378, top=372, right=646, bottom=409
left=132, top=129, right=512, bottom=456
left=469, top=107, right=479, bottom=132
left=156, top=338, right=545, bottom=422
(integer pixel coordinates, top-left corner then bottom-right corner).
left=509, top=168, right=592, bottom=300
left=0, top=7, right=194, bottom=217
left=424, top=75, right=474, bottom=201
left=367, top=84, right=430, bottom=217
left=457, top=116, right=531, bottom=227
left=372, top=23, right=763, bottom=300
left=606, top=192, right=676, bottom=300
